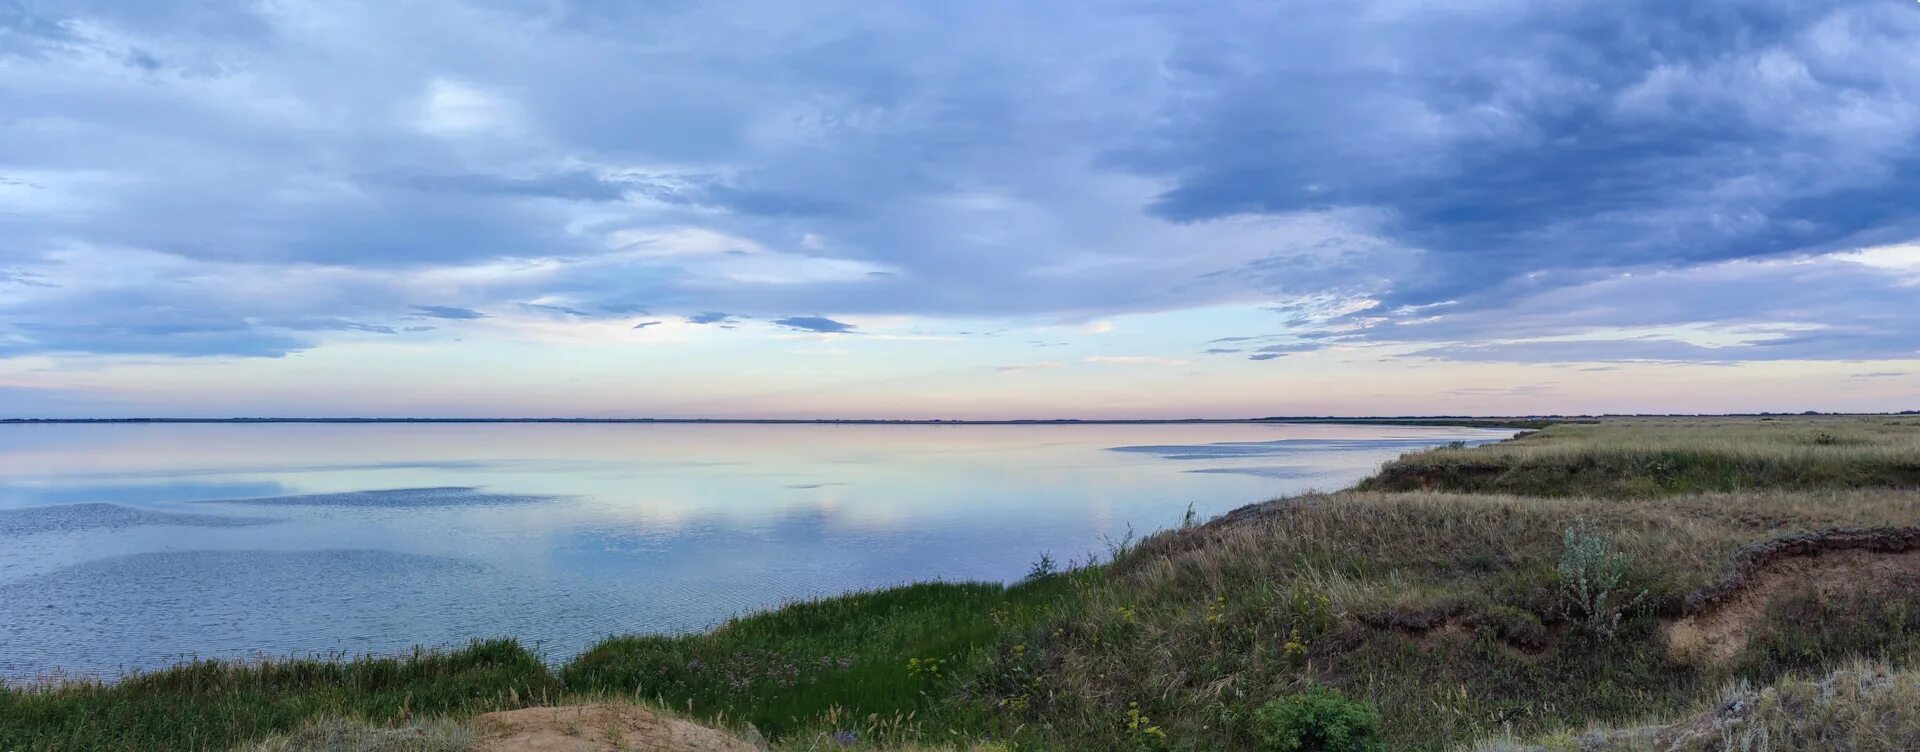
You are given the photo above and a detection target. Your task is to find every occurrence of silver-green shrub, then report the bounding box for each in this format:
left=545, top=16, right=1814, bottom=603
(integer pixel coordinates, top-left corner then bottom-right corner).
left=1557, top=517, right=1645, bottom=640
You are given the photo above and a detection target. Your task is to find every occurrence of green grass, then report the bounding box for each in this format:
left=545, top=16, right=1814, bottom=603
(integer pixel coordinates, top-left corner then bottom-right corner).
left=5, top=415, right=1918, bottom=751
left=1360, top=416, right=1920, bottom=497
left=563, top=578, right=1077, bottom=738
left=0, top=639, right=558, bottom=752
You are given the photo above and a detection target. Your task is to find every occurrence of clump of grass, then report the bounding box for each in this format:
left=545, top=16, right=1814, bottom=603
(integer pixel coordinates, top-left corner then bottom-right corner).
left=245, top=717, right=472, bottom=752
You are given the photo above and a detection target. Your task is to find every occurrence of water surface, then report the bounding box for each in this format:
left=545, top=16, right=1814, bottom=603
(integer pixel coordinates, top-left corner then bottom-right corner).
left=0, top=422, right=1509, bottom=679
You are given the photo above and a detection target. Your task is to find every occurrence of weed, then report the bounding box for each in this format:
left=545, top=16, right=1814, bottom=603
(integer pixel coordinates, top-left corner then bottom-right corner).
left=1556, top=518, right=1646, bottom=641
left=1026, top=552, right=1059, bottom=581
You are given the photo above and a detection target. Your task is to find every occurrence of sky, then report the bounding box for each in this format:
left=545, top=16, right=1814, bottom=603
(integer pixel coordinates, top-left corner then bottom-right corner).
left=2, top=0, right=1918, bottom=419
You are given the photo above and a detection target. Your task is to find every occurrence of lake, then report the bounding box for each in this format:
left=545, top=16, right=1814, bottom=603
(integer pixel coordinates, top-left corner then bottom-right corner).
left=0, top=422, right=1511, bottom=680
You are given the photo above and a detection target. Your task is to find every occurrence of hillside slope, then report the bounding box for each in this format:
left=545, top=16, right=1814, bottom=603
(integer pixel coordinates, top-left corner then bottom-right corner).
left=2, top=416, right=1917, bottom=751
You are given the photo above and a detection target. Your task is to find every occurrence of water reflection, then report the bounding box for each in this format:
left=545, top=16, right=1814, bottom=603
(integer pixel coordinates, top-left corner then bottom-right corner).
left=0, top=422, right=1509, bottom=679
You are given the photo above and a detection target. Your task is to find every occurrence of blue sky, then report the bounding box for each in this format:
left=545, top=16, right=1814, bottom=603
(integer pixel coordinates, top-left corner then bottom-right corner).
left=2, top=0, right=1918, bottom=417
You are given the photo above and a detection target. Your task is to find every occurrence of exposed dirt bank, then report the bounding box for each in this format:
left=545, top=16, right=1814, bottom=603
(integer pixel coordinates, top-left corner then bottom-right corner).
left=1668, top=527, right=1920, bottom=664
left=472, top=704, right=759, bottom=752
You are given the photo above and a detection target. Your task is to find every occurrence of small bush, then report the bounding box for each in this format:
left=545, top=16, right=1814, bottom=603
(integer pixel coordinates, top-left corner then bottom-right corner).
left=1252, top=687, right=1386, bottom=752
left=1556, top=518, right=1645, bottom=641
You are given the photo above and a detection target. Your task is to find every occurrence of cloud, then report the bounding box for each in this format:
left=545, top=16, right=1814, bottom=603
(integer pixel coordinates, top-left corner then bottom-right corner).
left=282, top=319, right=395, bottom=335
left=521, top=303, right=590, bottom=317
left=2, top=323, right=307, bottom=358
left=0, top=269, right=57, bottom=288
left=411, top=78, right=522, bottom=137
left=410, top=305, right=488, bottom=320
left=996, top=361, right=1065, bottom=372
left=1447, top=384, right=1558, bottom=398
left=377, top=171, right=631, bottom=202
left=630, top=320, right=663, bottom=330
left=1083, top=356, right=1188, bottom=366
left=0, top=0, right=1915, bottom=371
left=1852, top=372, right=1910, bottom=379
left=772, top=316, right=856, bottom=334
left=1368, top=252, right=1920, bottom=363
left=1247, top=343, right=1325, bottom=360
left=685, top=311, right=737, bottom=325
left=1114, top=1, right=1920, bottom=307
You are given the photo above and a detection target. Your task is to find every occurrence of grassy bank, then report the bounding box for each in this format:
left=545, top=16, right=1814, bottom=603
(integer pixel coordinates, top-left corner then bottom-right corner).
left=1359, top=416, right=1920, bottom=497
left=3, top=416, right=1917, bottom=751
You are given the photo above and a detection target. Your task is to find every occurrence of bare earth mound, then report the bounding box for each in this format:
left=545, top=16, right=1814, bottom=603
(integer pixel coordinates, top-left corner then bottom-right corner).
left=471, top=705, right=758, bottom=752
left=1667, top=527, right=1920, bottom=664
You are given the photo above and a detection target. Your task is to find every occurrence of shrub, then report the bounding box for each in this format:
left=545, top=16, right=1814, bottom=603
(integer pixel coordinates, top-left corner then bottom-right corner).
left=1556, top=518, right=1645, bottom=641
left=1027, top=552, right=1059, bottom=581
left=1252, top=687, right=1386, bottom=752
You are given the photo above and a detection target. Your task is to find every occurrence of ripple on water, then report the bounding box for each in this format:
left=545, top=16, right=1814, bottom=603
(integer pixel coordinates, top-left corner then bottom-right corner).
left=1184, top=466, right=1321, bottom=479
left=0, top=549, right=494, bottom=680
left=0, top=503, right=277, bottom=537
left=200, top=486, right=560, bottom=508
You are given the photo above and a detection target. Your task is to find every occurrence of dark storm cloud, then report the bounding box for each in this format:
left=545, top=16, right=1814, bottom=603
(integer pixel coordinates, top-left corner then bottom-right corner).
left=1116, top=1, right=1920, bottom=307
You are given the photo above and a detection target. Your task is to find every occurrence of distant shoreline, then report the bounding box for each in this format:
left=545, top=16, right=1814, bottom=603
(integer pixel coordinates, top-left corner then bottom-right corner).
left=0, top=416, right=1560, bottom=427
left=3, top=413, right=1912, bottom=427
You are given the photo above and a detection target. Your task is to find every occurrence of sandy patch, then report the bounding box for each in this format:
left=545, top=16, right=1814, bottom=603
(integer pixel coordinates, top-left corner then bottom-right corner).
left=1668, top=545, right=1920, bottom=664
left=471, top=704, right=758, bottom=752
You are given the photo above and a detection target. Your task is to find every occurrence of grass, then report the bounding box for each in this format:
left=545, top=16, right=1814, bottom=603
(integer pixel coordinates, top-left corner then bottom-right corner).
left=954, top=484, right=1920, bottom=750
left=3, top=415, right=1918, bottom=750
left=1475, top=660, right=1920, bottom=751
left=1360, top=416, right=1920, bottom=497
left=0, top=639, right=558, bottom=752
left=562, top=579, right=1077, bottom=738
left=244, top=717, right=473, bottom=752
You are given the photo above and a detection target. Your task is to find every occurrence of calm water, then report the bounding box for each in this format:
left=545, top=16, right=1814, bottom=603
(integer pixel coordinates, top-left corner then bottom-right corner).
left=0, top=422, right=1510, bottom=679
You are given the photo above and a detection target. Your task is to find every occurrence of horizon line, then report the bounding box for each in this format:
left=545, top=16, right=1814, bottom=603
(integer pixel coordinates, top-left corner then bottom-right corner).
left=3, top=411, right=1913, bottom=426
